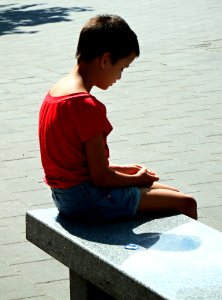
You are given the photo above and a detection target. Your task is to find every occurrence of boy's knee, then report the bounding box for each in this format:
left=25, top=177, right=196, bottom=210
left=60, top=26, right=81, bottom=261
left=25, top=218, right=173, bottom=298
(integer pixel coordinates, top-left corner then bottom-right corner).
left=186, top=195, right=197, bottom=207
left=182, top=195, right=198, bottom=220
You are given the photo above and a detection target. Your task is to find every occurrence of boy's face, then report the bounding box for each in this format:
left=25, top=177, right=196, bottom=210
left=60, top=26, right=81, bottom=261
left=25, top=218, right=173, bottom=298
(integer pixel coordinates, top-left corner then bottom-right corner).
left=97, top=52, right=137, bottom=90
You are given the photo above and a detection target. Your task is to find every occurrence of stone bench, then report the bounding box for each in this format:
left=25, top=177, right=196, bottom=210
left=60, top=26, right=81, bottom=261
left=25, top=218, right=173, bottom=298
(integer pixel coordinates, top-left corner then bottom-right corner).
left=26, top=208, right=222, bottom=300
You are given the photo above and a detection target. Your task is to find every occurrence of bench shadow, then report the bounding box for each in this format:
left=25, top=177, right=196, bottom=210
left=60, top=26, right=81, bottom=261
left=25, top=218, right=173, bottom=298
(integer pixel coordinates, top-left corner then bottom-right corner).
left=56, top=214, right=201, bottom=251
left=0, top=3, right=94, bottom=35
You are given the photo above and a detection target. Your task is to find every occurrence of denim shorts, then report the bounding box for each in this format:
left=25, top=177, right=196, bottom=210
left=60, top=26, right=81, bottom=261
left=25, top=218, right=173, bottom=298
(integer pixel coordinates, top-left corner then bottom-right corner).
left=51, top=181, right=141, bottom=221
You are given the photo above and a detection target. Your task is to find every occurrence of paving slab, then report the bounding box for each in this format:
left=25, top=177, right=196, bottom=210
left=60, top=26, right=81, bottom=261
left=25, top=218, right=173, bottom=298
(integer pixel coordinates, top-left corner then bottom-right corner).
left=0, top=274, right=46, bottom=300
left=15, top=260, right=69, bottom=284
left=37, top=280, right=69, bottom=300
left=0, top=0, right=222, bottom=298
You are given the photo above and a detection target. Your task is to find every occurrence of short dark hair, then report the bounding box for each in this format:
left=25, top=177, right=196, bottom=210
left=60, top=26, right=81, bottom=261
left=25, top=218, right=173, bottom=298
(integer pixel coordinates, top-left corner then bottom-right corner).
left=76, top=15, right=140, bottom=64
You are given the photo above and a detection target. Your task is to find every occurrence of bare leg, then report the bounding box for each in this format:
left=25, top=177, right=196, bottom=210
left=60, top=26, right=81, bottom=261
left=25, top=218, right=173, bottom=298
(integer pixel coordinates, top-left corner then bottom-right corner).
left=137, top=188, right=198, bottom=220
left=150, top=182, right=180, bottom=192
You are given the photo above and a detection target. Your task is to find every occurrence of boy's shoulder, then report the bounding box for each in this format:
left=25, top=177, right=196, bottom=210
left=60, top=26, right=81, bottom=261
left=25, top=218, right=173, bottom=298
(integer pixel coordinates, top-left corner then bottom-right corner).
left=44, top=91, right=106, bottom=111
left=44, top=91, right=92, bottom=102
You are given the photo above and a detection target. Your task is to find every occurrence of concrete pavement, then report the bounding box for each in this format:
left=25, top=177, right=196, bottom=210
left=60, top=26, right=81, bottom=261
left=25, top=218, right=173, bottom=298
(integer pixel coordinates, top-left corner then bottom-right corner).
left=0, top=0, right=222, bottom=298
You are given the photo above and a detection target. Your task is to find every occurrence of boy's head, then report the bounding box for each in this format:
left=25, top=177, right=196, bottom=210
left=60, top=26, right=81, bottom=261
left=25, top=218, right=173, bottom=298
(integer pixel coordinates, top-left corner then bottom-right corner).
left=76, top=15, right=140, bottom=64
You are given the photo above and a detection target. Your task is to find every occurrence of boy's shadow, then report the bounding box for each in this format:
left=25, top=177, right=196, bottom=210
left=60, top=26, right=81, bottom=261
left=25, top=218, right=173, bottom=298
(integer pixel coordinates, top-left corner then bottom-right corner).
left=56, top=214, right=201, bottom=252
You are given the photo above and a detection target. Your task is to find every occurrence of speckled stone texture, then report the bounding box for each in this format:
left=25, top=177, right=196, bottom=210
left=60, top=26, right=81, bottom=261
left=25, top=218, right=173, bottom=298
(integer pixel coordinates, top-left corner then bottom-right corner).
left=26, top=208, right=222, bottom=300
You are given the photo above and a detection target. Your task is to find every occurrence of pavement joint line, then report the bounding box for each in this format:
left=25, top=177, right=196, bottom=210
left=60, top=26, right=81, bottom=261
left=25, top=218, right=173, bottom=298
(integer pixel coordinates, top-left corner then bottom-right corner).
left=11, top=259, right=54, bottom=267
left=9, top=296, right=46, bottom=300
left=36, top=278, right=69, bottom=285
left=140, top=141, right=172, bottom=146
left=0, top=275, right=19, bottom=279
left=0, top=215, right=25, bottom=220
left=2, top=157, right=36, bottom=162
left=200, top=205, right=222, bottom=209
left=0, top=176, right=31, bottom=181
left=13, top=188, right=46, bottom=194
left=1, top=241, right=27, bottom=246
left=189, top=181, right=222, bottom=186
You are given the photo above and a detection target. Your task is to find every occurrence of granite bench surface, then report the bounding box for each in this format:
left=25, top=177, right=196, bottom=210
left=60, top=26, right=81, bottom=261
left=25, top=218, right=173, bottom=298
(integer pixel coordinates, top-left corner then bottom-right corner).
left=26, top=208, right=222, bottom=300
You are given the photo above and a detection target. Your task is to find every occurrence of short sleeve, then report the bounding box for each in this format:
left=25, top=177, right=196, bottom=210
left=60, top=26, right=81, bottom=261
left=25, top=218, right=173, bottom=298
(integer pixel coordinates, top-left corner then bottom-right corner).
left=73, top=96, right=112, bottom=142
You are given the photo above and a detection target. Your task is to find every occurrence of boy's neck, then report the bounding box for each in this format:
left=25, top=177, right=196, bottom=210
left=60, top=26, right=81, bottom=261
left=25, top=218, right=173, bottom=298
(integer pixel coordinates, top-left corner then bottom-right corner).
left=74, top=59, right=99, bottom=93
left=50, top=59, right=100, bottom=97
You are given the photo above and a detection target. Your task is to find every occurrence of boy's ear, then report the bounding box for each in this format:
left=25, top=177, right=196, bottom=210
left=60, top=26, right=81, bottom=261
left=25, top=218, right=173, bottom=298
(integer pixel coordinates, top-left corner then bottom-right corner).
left=100, top=52, right=111, bottom=69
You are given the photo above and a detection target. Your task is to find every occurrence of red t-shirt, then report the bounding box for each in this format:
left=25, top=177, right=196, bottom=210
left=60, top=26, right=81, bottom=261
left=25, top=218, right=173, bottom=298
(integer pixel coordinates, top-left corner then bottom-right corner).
left=38, top=92, right=113, bottom=188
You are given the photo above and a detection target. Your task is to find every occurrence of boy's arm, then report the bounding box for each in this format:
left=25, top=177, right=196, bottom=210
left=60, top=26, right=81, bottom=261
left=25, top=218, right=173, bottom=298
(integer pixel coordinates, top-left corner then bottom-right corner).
left=85, top=134, right=159, bottom=188
left=109, top=164, right=158, bottom=177
left=109, top=164, right=143, bottom=175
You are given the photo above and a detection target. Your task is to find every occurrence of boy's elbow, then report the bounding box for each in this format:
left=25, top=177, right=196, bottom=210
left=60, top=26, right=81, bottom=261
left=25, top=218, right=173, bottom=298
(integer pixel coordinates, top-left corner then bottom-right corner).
left=90, top=170, right=109, bottom=187
left=91, top=175, right=107, bottom=187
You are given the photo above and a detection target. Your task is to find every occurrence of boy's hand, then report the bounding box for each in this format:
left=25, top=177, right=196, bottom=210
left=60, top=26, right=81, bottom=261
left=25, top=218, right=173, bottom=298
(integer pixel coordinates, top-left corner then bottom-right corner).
left=136, top=167, right=159, bottom=186
left=128, top=165, right=159, bottom=179
left=146, top=168, right=159, bottom=179
left=112, top=164, right=159, bottom=181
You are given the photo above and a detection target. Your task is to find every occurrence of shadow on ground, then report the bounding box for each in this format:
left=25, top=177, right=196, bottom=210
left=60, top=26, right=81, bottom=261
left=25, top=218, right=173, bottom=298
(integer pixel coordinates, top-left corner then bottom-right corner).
left=0, top=3, right=94, bottom=35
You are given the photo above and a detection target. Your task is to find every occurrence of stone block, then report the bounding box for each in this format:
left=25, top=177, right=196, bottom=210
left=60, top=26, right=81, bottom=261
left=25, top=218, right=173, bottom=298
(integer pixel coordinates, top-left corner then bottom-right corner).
left=27, top=208, right=222, bottom=300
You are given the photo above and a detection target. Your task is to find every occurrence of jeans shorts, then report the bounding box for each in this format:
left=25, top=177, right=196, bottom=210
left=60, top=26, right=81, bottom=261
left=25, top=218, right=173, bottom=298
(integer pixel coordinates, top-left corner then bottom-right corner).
left=51, top=181, right=141, bottom=221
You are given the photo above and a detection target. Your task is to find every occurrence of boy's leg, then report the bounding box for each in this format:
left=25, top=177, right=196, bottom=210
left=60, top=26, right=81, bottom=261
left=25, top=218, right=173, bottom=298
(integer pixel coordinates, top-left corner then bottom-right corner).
left=151, top=182, right=180, bottom=192
left=137, top=188, right=197, bottom=220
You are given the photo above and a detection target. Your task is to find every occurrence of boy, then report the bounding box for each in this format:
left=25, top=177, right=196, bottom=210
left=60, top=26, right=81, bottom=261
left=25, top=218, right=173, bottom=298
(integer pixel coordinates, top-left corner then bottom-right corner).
left=39, top=15, right=197, bottom=220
